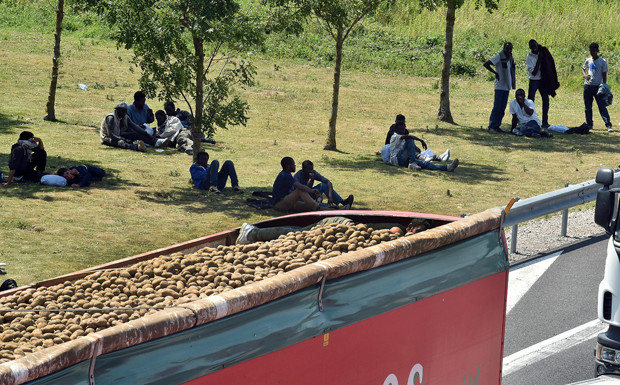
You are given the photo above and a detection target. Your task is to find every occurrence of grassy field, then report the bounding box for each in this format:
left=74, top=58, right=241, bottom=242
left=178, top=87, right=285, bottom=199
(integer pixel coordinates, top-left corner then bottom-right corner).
left=0, top=4, right=618, bottom=286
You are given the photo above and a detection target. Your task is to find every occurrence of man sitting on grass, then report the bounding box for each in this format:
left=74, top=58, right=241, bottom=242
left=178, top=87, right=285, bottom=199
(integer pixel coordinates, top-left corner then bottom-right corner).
left=2, top=131, right=47, bottom=186
left=57, top=164, right=106, bottom=188
left=273, top=157, right=337, bottom=212
left=294, top=160, right=353, bottom=209
left=383, top=114, right=450, bottom=164
left=154, top=110, right=194, bottom=155
left=190, top=151, right=242, bottom=194
left=164, top=101, right=216, bottom=144
left=388, top=123, right=459, bottom=172
left=100, top=102, right=168, bottom=152
left=509, top=89, right=553, bottom=138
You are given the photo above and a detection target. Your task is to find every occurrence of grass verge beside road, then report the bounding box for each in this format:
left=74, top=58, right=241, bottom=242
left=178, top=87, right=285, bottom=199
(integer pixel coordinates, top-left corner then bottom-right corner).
left=0, top=31, right=617, bottom=285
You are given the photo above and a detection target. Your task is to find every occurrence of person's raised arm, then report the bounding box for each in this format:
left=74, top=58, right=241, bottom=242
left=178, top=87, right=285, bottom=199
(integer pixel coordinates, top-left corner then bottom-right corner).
left=33, top=137, right=44, bottom=150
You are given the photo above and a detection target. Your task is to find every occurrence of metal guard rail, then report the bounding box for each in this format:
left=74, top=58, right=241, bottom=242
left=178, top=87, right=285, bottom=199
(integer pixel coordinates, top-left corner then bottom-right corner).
left=502, top=169, right=620, bottom=253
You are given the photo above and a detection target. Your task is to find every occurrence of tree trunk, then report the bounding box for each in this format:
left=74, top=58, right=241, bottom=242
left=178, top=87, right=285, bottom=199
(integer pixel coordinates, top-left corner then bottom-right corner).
left=44, top=0, right=64, bottom=121
left=192, top=34, right=205, bottom=162
left=324, top=28, right=344, bottom=151
left=437, top=1, right=455, bottom=124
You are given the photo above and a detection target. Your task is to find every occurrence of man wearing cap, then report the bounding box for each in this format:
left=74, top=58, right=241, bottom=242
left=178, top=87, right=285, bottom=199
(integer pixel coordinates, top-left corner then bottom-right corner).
left=2, top=131, right=47, bottom=186
left=100, top=102, right=167, bottom=152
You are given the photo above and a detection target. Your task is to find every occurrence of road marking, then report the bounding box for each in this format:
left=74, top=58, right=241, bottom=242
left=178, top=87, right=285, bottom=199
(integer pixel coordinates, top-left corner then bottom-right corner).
left=503, top=319, right=606, bottom=377
left=507, top=251, right=562, bottom=314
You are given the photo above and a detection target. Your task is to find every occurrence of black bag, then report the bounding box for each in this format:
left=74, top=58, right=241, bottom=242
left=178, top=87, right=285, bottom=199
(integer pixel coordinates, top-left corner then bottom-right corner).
left=0, top=279, right=17, bottom=291
left=566, top=123, right=591, bottom=135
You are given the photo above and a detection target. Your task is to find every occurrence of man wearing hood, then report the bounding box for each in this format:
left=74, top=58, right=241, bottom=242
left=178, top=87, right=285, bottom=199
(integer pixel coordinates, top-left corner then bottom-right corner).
left=2, top=131, right=47, bottom=186
left=100, top=102, right=167, bottom=152
left=484, top=42, right=516, bottom=133
left=154, top=110, right=194, bottom=155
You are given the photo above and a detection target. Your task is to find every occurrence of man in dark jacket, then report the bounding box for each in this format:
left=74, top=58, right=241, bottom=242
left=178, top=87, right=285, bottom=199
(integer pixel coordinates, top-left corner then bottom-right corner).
left=2, top=131, right=47, bottom=186
left=527, top=40, right=560, bottom=128
left=57, top=164, right=106, bottom=188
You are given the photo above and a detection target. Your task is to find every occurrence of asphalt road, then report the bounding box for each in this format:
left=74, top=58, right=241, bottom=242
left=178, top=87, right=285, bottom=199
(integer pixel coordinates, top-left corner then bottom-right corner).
left=503, top=235, right=611, bottom=385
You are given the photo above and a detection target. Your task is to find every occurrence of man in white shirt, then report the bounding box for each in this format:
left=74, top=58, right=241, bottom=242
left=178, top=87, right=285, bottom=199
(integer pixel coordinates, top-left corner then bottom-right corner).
left=581, top=42, right=613, bottom=132
left=509, top=89, right=552, bottom=138
left=526, top=39, right=550, bottom=128
left=484, top=42, right=516, bottom=133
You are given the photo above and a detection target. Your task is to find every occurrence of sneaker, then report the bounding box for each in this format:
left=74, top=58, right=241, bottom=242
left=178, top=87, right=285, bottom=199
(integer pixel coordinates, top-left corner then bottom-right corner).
left=155, top=138, right=170, bottom=148
left=236, top=223, right=257, bottom=245
left=232, top=186, right=244, bottom=194
left=408, top=162, right=422, bottom=170
left=136, top=140, right=147, bottom=152
left=607, top=124, right=614, bottom=132
left=438, top=149, right=450, bottom=162
left=208, top=186, right=222, bottom=194
left=341, top=204, right=351, bottom=210
left=201, top=137, right=216, bottom=144
left=185, top=148, right=193, bottom=155
left=341, top=194, right=354, bottom=208
left=447, top=158, right=459, bottom=172
left=487, top=127, right=506, bottom=134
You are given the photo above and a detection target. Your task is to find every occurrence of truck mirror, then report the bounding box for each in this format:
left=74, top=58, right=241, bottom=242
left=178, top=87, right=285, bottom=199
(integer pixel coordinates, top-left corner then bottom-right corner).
left=594, top=190, right=614, bottom=233
left=596, top=167, right=614, bottom=187
left=594, top=168, right=616, bottom=233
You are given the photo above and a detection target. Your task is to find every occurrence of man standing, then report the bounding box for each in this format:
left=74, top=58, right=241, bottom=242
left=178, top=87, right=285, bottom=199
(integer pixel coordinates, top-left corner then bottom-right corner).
left=509, top=89, right=552, bottom=138
left=484, top=42, right=516, bottom=133
left=581, top=42, right=613, bottom=132
left=527, top=40, right=550, bottom=128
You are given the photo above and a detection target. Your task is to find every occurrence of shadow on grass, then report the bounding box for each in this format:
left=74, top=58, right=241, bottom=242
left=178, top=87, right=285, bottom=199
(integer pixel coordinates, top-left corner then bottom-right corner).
left=134, top=182, right=376, bottom=219
left=435, top=125, right=619, bottom=154
left=0, top=113, right=31, bottom=135
left=321, top=152, right=508, bottom=183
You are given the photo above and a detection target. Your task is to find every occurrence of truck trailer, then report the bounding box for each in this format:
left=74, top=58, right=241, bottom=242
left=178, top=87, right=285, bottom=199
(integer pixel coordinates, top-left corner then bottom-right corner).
left=0, top=209, right=509, bottom=384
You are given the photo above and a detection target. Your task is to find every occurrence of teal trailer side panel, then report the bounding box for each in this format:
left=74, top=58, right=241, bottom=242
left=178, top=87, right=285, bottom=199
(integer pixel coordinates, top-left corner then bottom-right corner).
left=28, top=229, right=508, bottom=385
left=26, top=361, right=91, bottom=385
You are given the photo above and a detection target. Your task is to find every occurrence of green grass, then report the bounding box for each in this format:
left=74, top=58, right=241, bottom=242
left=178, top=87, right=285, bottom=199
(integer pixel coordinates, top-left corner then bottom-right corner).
left=0, top=1, right=618, bottom=286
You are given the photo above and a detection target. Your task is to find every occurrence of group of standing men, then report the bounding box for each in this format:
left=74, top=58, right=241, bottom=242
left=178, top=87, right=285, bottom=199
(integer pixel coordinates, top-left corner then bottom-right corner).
left=484, top=41, right=613, bottom=136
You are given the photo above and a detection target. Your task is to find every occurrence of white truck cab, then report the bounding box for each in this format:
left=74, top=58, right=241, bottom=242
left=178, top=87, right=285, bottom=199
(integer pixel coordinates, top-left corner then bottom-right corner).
left=594, top=167, right=620, bottom=376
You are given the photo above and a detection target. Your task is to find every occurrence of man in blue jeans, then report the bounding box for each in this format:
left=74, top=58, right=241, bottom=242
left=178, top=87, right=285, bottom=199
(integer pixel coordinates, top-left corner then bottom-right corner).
left=294, top=160, right=354, bottom=209
left=190, top=151, right=242, bottom=193
left=484, top=42, right=516, bottom=133
left=581, top=42, right=613, bottom=132
left=388, top=123, right=459, bottom=172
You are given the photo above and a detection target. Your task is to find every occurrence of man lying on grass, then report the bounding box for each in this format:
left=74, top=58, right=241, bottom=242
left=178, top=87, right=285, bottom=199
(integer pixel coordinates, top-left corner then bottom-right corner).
left=57, top=164, right=106, bottom=188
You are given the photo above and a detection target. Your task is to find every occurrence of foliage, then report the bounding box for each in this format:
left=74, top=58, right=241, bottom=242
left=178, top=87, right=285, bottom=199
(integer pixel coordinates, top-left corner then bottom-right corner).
left=97, top=0, right=262, bottom=142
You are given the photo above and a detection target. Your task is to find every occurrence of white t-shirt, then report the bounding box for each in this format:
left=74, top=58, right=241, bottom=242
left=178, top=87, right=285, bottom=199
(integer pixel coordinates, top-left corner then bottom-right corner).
left=583, top=57, right=608, bottom=86
left=526, top=52, right=541, bottom=80
left=490, top=54, right=513, bottom=90
left=509, top=99, right=540, bottom=126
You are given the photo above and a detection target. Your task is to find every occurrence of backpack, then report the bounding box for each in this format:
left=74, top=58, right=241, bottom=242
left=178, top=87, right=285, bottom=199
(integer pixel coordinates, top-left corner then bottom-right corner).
left=0, top=279, right=18, bottom=291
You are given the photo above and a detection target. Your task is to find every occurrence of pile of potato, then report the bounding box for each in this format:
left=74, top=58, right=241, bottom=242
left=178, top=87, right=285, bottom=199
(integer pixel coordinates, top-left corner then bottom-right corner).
left=0, top=222, right=401, bottom=363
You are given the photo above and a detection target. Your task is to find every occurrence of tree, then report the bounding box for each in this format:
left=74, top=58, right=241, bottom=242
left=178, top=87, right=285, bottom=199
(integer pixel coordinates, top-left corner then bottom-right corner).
left=421, top=0, right=498, bottom=123
left=43, top=0, right=65, bottom=122
left=102, top=0, right=262, bottom=158
left=266, top=0, right=385, bottom=150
